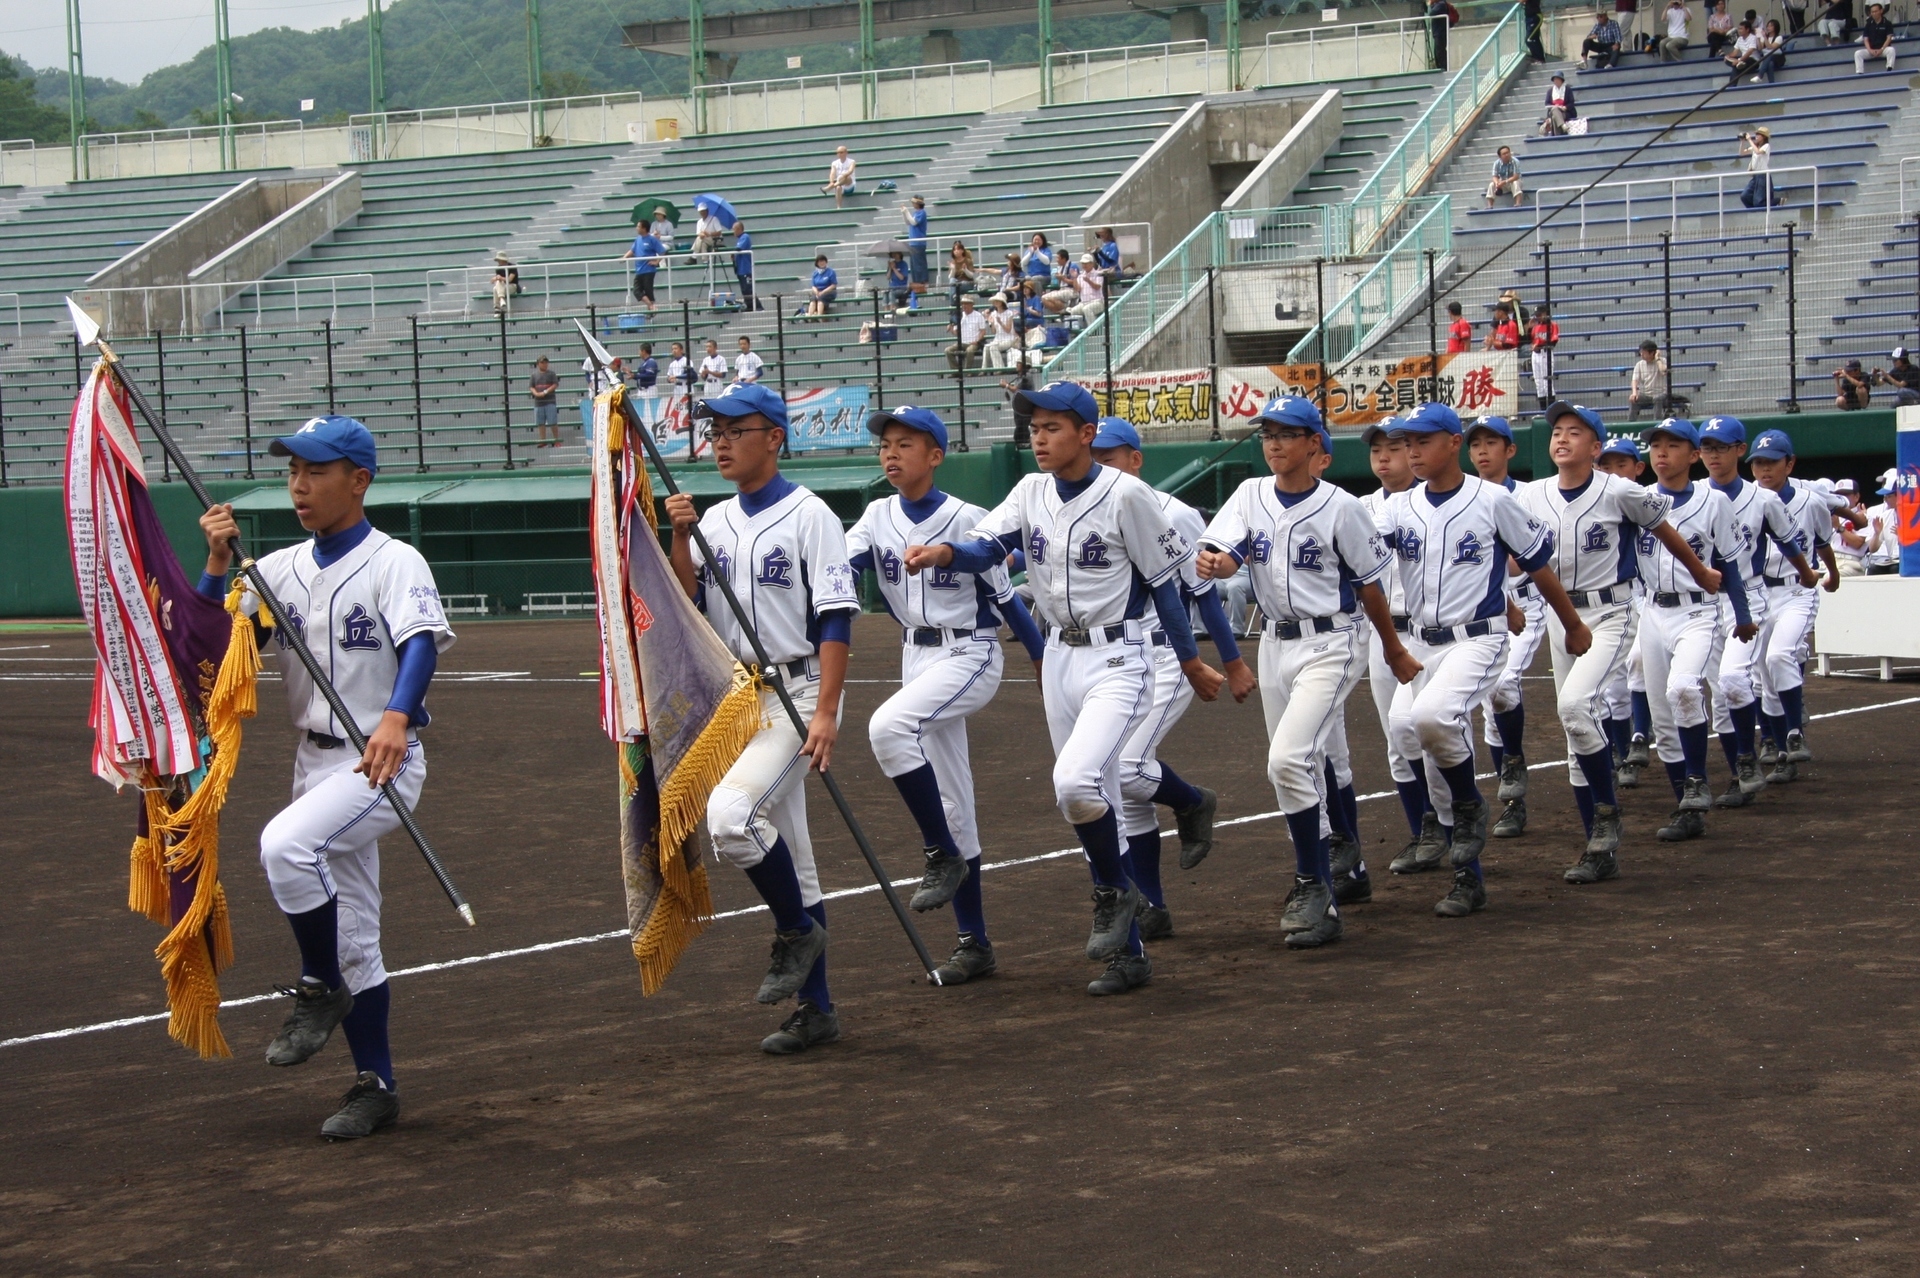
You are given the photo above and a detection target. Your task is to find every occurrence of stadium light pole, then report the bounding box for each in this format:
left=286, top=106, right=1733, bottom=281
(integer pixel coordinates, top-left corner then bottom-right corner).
left=1039, top=0, right=1054, bottom=105
left=214, top=0, right=235, bottom=171
left=65, top=0, right=88, bottom=181
left=527, top=0, right=546, bottom=144
left=1226, top=0, right=1241, bottom=90
left=860, top=0, right=877, bottom=120
left=368, top=0, right=387, bottom=119
left=689, top=0, right=707, bottom=134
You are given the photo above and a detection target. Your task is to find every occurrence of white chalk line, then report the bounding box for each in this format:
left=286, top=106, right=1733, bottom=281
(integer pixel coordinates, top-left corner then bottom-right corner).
left=5, top=692, right=1916, bottom=1052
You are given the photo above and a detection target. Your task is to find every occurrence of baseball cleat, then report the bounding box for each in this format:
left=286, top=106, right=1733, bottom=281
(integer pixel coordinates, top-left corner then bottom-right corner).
left=320, top=1072, right=398, bottom=1140
left=1736, top=752, right=1766, bottom=795
left=1563, top=849, right=1619, bottom=884
left=1280, top=876, right=1339, bottom=940
left=1616, top=761, right=1640, bottom=789
left=1768, top=757, right=1797, bottom=785
left=1086, top=884, right=1143, bottom=961
left=1492, top=798, right=1528, bottom=838
left=1678, top=776, right=1713, bottom=812
left=1449, top=799, right=1488, bottom=867
left=1497, top=750, right=1529, bottom=802
left=1087, top=951, right=1152, bottom=996
left=265, top=977, right=353, bottom=1067
left=1135, top=902, right=1174, bottom=941
left=909, top=847, right=968, bottom=912
left=1656, top=808, right=1706, bottom=842
left=1175, top=787, right=1218, bottom=870
left=931, top=933, right=997, bottom=985
left=1785, top=729, right=1811, bottom=763
left=1434, top=866, right=1488, bottom=917
left=1329, top=834, right=1371, bottom=903
left=761, top=1000, right=841, bottom=1054
left=1758, top=738, right=1780, bottom=769
left=756, top=923, right=828, bottom=1004
left=1587, top=803, right=1623, bottom=856
left=1391, top=811, right=1448, bottom=874
left=1625, top=734, right=1651, bottom=769
left=1714, top=778, right=1752, bottom=808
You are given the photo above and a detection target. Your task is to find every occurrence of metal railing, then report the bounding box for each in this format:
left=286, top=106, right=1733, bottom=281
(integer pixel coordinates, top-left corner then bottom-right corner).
left=1045, top=41, right=1221, bottom=103
left=423, top=254, right=749, bottom=318
left=1258, top=17, right=1435, bottom=84
left=75, top=273, right=377, bottom=338
left=807, top=221, right=1157, bottom=292
left=1290, top=196, right=1453, bottom=363
left=349, top=92, right=648, bottom=159
left=1534, top=165, right=1825, bottom=245
left=77, top=120, right=308, bottom=179
left=696, top=61, right=992, bottom=132
left=0, top=293, right=19, bottom=339
left=1899, top=156, right=1920, bottom=215
left=1347, top=5, right=1526, bottom=253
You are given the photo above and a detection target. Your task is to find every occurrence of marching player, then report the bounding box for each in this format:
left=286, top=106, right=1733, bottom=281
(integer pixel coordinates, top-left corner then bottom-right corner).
left=849, top=405, right=1046, bottom=986
left=1696, top=417, right=1820, bottom=807
left=1195, top=396, right=1415, bottom=948
left=1377, top=403, right=1589, bottom=917
left=196, top=415, right=454, bottom=1140
left=1745, top=429, right=1842, bottom=782
left=1633, top=418, right=1754, bottom=844
left=1593, top=437, right=1649, bottom=783
left=1514, top=402, right=1719, bottom=884
left=1088, top=417, right=1251, bottom=940
left=663, top=382, right=863, bottom=1055
left=905, top=381, right=1224, bottom=997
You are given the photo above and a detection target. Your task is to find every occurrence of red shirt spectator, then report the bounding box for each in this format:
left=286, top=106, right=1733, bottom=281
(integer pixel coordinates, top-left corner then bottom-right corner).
left=1529, top=317, right=1560, bottom=349
left=1447, top=302, right=1472, bottom=353
left=1485, top=306, right=1519, bottom=350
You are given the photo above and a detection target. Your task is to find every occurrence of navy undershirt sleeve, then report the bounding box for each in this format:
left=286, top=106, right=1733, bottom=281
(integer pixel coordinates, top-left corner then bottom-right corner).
left=948, top=532, right=1018, bottom=575
left=1149, top=576, right=1199, bottom=662
left=385, top=631, right=438, bottom=726
left=817, top=610, right=854, bottom=646
left=996, top=592, right=1046, bottom=661
left=1192, top=587, right=1241, bottom=663
left=849, top=549, right=874, bottom=574
left=1713, top=554, right=1753, bottom=628
left=196, top=571, right=227, bottom=600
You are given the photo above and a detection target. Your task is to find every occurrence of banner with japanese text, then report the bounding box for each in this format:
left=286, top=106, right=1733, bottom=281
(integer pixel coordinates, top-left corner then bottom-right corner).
left=1220, top=351, right=1519, bottom=429
left=1067, top=368, right=1217, bottom=434
left=628, top=384, right=873, bottom=459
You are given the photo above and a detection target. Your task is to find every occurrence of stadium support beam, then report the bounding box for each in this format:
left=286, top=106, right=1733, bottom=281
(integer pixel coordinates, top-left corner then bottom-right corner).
left=689, top=0, right=707, bottom=134
left=860, top=0, right=876, bottom=119
left=65, top=0, right=87, bottom=180
left=1226, top=0, right=1240, bottom=89
left=527, top=0, right=546, bottom=143
left=368, top=0, right=387, bottom=117
left=1039, top=0, right=1053, bottom=104
left=214, top=0, right=234, bottom=170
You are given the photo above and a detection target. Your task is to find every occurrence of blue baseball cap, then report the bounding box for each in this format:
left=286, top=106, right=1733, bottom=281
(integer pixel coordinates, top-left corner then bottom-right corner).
left=1090, top=416, right=1142, bottom=450
left=868, top=404, right=949, bottom=451
left=1699, top=415, right=1746, bottom=446
left=1645, top=417, right=1700, bottom=447
left=1749, top=429, right=1795, bottom=460
left=1545, top=400, right=1606, bottom=439
left=1600, top=435, right=1643, bottom=460
left=1012, top=379, right=1099, bottom=426
left=270, top=415, right=379, bottom=474
left=1251, top=394, right=1332, bottom=452
left=696, top=381, right=789, bottom=431
left=1361, top=415, right=1404, bottom=446
left=1466, top=414, right=1513, bottom=442
left=1394, top=402, right=1463, bottom=436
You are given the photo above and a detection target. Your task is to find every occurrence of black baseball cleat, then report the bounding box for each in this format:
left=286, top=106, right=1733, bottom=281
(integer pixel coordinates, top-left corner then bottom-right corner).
left=1329, top=834, right=1371, bottom=904
left=1563, top=849, right=1619, bottom=884
left=1736, top=752, right=1766, bottom=795
left=1135, top=902, right=1174, bottom=941
left=761, top=1000, right=841, bottom=1054
left=909, top=847, right=968, bottom=912
left=1497, top=750, right=1529, bottom=802
left=1087, top=951, right=1152, bottom=996
left=1587, top=803, right=1623, bottom=855
left=1434, top=866, right=1488, bottom=917
left=930, top=934, right=996, bottom=985
left=1086, top=884, right=1143, bottom=960
left=1768, top=757, right=1798, bottom=785
left=1390, top=811, right=1448, bottom=873
left=265, top=977, right=354, bottom=1067
left=1492, top=798, right=1528, bottom=838
left=1616, top=760, right=1640, bottom=789
left=1625, top=734, right=1651, bottom=770
left=1175, top=787, right=1218, bottom=870
left=320, top=1072, right=398, bottom=1140
left=1785, top=729, right=1811, bottom=763
left=1656, top=808, right=1706, bottom=842
left=1280, top=878, right=1342, bottom=948
left=1449, top=799, right=1488, bottom=867
left=1714, top=778, right=1752, bottom=808
left=1758, top=738, right=1780, bottom=769
left=755, top=923, right=828, bottom=1004
left=1678, top=776, right=1713, bottom=812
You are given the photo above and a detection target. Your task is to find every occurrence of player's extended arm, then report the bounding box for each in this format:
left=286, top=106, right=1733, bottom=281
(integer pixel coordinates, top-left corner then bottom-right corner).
left=1191, top=587, right=1252, bottom=701
left=1651, top=521, right=1722, bottom=593
left=1355, top=582, right=1421, bottom=683
left=1713, top=552, right=1756, bottom=638
left=1149, top=576, right=1223, bottom=702
left=910, top=533, right=1011, bottom=576
left=664, top=492, right=702, bottom=600
left=358, top=633, right=436, bottom=788
left=803, top=613, right=853, bottom=772
left=995, top=591, right=1046, bottom=681
left=1527, top=564, right=1594, bottom=656
left=1819, top=541, right=1842, bottom=592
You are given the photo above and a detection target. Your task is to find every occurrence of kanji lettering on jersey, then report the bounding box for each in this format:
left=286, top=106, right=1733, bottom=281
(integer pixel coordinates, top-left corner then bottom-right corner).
left=340, top=603, right=381, bottom=651
left=757, top=546, right=795, bottom=589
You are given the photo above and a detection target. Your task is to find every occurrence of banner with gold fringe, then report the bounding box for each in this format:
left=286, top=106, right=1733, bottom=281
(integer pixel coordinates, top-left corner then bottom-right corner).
left=64, top=361, right=258, bottom=1058
left=591, top=386, right=762, bottom=994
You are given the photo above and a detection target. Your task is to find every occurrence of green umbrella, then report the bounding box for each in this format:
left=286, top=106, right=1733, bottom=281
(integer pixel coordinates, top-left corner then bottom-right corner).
left=630, top=197, right=680, bottom=227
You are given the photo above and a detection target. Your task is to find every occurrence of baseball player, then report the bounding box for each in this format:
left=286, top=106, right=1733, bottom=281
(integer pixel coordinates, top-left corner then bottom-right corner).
left=1307, top=442, right=1370, bottom=902
left=848, top=405, right=1045, bottom=986
left=1376, top=403, right=1587, bottom=918
left=905, top=381, right=1224, bottom=997
left=1696, top=416, right=1820, bottom=807
left=1465, top=415, right=1545, bottom=839
left=1195, top=396, right=1414, bottom=948
left=1633, top=418, right=1754, bottom=843
left=195, top=415, right=454, bottom=1140
left=1745, top=429, right=1841, bottom=782
left=1087, top=417, right=1251, bottom=941
left=663, top=382, right=862, bottom=1055
left=1593, top=437, right=1649, bottom=783
left=1514, top=402, right=1719, bottom=885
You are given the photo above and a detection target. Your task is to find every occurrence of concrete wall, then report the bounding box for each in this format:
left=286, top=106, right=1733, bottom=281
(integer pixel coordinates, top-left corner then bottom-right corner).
left=1083, top=100, right=1213, bottom=273
left=186, top=171, right=362, bottom=326
left=1221, top=88, right=1342, bottom=211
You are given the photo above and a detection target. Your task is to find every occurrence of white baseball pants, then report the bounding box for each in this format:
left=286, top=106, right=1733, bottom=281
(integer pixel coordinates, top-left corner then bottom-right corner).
left=1546, top=600, right=1638, bottom=785
left=1481, top=589, right=1546, bottom=745
left=1260, top=623, right=1364, bottom=815
left=1758, top=585, right=1819, bottom=716
left=259, top=735, right=425, bottom=995
left=1119, top=642, right=1197, bottom=836
left=1360, top=619, right=1452, bottom=823
left=868, top=633, right=1004, bottom=859
left=1638, top=595, right=1721, bottom=764
left=1390, top=630, right=1509, bottom=773
left=1711, top=590, right=1769, bottom=735
left=707, top=671, right=838, bottom=907
left=1042, top=626, right=1154, bottom=826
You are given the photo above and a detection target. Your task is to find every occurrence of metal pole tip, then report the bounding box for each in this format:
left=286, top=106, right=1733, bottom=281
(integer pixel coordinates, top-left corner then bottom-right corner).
left=458, top=903, right=477, bottom=927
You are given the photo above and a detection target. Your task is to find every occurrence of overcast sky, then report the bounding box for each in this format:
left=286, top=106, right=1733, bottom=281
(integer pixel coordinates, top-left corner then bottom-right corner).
left=9, top=0, right=372, bottom=84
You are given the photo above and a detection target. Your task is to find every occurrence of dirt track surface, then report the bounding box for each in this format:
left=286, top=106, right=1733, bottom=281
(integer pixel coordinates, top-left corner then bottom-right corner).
left=4, top=616, right=1919, bottom=1276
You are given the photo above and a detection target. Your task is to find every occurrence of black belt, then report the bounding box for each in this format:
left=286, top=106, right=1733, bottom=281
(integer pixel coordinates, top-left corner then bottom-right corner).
left=1652, top=590, right=1708, bottom=608
left=1264, top=615, right=1342, bottom=641
left=1763, top=574, right=1786, bottom=587
left=1417, top=618, right=1496, bottom=646
left=764, top=658, right=815, bottom=680
left=906, top=626, right=973, bottom=646
left=1567, top=583, right=1632, bottom=608
left=1391, top=613, right=1411, bottom=634
left=1148, top=629, right=1171, bottom=648
left=307, top=731, right=345, bottom=750
left=1051, top=623, right=1129, bottom=646
left=1512, top=582, right=1538, bottom=600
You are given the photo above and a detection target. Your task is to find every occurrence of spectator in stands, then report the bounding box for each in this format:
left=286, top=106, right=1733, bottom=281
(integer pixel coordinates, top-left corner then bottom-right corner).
left=1023, top=233, right=1053, bottom=281
left=1499, top=287, right=1530, bottom=330
left=806, top=253, right=837, bottom=317
left=1485, top=302, right=1520, bottom=350
left=649, top=207, right=676, bottom=251
left=634, top=343, right=659, bottom=394
left=1739, top=127, right=1781, bottom=207
left=1019, top=279, right=1048, bottom=352
left=1660, top=0, right=1692, bottom=59
left=1629, top=339, right=1669, bottom=417
left=947, top=295, right=988, bottom=369
left=1724, top=19, right=1761, bottom=79
left=887, top=251, right=913, bottom=313
left=1529, top=303, right=1561, bottom=409
left=1705, top=0, right=1736, bottom=56
left=1783, top=0, right=1808, bottom=33
left=1857, top=3, right=1896, bottom=69
left=492, top=252, right=521, bottom=315
left=1753, top=19, right=1787, bottom=81
left=1488, top=145, right=1525, bottom=206
left=622, top=222, right=665, bottom=314
left=983, top=295, right=1021, bottom=369
left=1526, top=0, right=1548, bottom=61
left=666, top=341, right=692, bottom=395
left=822, top=145, right=857, bottom=208
left=1448, top=300, right=1472, bottom=351
left=733, top=335, right=764, bottom=385
left=1427, top=0, right=1460, bottom=69
left=902, top=195, right=930, bottom=308
left=688, top=201, right=727, bottom=262
left=1053, top=247, right=1076, bottom=285
left=1834, top=358, right=1871, bottom=409
left=947, top=241, right=977, bottom=308
left=1873, top=346, right=1920, bottom=404
left=1583, top=9, right=1624, bottom=68
left=731, top=222, right=760, bottom=312
left=1070, top=256, right=1107, bottom=321
left=1541, top=73, right=1578, bottom=136
left=1818, top=0, right=1852, bottom=43
left=1093, top=226, right=1123, bottom=279
left=698, top=339, right=728, bottom=396
left=529, top=357, right=560, bottom=447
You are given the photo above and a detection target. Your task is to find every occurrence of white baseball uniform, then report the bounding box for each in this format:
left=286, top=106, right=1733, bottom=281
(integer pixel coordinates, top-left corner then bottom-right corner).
left=1482, top=476, right=1548, bottom=745
left=243, top=525, right=455, bottom=996
left=1634, top=481, right=1743, bottom=765
left=1757, top=480, right=1832, bottom=717
left=693, top=478, right=861, bottom=904
left=1708, top=477, right=1798, bottom=734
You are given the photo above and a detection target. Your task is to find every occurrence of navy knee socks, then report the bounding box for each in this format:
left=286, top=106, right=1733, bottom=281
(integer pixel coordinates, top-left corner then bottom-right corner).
left=1124, top=830, right=1167, bottom=908
left=1284, top=806, right=1332, bottom=884
left=891, top=763, right=960, bottom=858
left=797, top=901, right=831, bottom=1010
left=1731, top=701, right=1760, bottom=757
left=1573, top=782, right=1596, bottom=836
left=952, top=857, right=987, bottom=940
left=1494, top=706, right=1526, bottom=757
left=1395, top=769, right=1431, bottom=838
left=1073, top=809, right=1130, bottom=889
left=339, top=979, right=393, bottom=1090
left=1574, top=747, right=1618, bottom=807
left=1437, top=758, right=1482, bottom=808
left=1780, top=685, right=1805, bottom=733
left=1631, top=691, right=1652, bottom=740
left=1152, top=764, right=1203, bottom=813
left=1664, top=758, right=1689, bottom=802
left=285, top=898, right=343, bottom=990
left=1679, top=721, right=1710, bottom=780
left=743, top=836, right=811, bottom=934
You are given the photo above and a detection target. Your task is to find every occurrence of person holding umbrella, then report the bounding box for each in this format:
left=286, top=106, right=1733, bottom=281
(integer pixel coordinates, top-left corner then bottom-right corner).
left=689, top=195, right=736, bottom=263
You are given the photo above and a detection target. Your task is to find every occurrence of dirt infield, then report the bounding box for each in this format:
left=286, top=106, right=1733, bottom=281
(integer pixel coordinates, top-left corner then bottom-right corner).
left=4, top=616, right=1919, bottom=1275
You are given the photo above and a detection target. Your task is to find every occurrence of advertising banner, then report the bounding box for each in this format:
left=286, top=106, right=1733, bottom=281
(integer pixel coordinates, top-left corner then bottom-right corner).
left=1065, top=368, right=1217, bottom=433
left=628, top=384, right=873, bottom=458
left=1221, top=350, right=1520, bottom=429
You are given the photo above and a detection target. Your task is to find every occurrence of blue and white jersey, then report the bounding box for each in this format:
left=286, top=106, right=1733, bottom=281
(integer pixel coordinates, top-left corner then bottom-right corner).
left=1515, top=471, right=1672, bottom=593
left=694, top=481, right=861, bottom=666
left=1360, top=486, right=1409, bottom=614
left=1201, top=477, right=1391, bottom=621
left=1377, top=476, right=1554, bottom=630
left=1764, top=480, right=1834, bottom=592
left=1712, top=476, right=1798, bottom=601
left=848, top=492, right=1014, bottom=631
left=968, top=465, right=1188, bottom=631
left=1154, top=490, right=1217, bottom=600
left=1637, top=481, right=1741, bottom=595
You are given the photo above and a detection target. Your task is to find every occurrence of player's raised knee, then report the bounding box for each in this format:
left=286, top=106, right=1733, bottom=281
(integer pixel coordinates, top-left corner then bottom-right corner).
left=706, top=785, right=766, bottom=868
left=866, top=703, right=919, bottom=776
